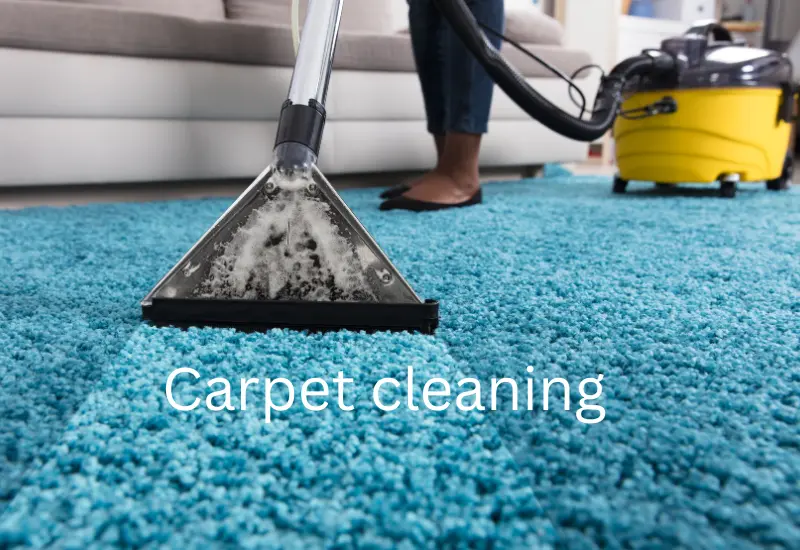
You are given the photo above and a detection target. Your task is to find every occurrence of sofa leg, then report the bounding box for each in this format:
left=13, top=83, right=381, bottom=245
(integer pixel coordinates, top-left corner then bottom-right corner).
left=521, top=165, right=544, bottom=179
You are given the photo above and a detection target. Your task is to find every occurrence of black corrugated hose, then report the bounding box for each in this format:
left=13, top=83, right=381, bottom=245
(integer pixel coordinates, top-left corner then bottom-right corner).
left=432, top=0, right=678, bottom=142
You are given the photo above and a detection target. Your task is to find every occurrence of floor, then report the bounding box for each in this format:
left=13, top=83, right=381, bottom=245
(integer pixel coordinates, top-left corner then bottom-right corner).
left=0, top=163, right=617, bottom=211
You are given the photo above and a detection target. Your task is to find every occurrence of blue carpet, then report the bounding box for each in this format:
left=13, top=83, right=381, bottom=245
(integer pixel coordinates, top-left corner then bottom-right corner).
left=0, top=176, right=798, bottom=549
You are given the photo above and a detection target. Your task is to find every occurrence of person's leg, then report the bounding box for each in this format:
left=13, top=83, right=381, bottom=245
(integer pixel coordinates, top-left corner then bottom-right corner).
left=398, top=0, right=504, bottom=205
left=409, top=0, right=447, bottom=159
left=381, top=0, right=448, bottom=200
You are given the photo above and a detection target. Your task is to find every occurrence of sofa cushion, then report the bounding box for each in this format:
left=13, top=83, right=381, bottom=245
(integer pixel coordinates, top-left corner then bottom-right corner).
left=224, top=0, right=287, bottom=24
left=33, top=0, right=226, bottom=19
left=504, top=7, right=564, bottom=46
left=395, top=3, right=563, bottom=46
left=0, top=0, right=590, bottom=76
left=226, top=0, right=396, bottom=35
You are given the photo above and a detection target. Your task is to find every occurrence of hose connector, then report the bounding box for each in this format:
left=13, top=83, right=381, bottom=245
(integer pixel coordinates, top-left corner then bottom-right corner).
left=274, top=99, right=327, bottom=157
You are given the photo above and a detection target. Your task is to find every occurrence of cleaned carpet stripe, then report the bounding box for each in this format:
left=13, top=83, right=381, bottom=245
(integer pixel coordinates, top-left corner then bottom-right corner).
left=0, top=326, right=554, bottom=549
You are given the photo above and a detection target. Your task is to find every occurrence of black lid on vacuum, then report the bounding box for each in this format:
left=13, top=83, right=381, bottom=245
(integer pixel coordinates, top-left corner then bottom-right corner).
left=634, top=22, right=793, bottom=92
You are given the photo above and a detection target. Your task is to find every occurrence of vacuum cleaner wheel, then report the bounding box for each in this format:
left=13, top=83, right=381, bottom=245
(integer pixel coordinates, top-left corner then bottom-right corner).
left=613, top=176, right=629, bottom=194
left=720, top=180, right=737, bottom=199
left=766, top=153, right=793, bottom=191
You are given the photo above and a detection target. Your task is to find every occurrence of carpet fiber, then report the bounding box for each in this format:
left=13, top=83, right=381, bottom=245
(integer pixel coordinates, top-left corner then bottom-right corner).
left=0, top=176, right=798, bottom=549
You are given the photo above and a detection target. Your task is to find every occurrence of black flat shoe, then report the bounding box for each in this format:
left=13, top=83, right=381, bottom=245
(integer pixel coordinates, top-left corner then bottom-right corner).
left=379, top=189, right=483, bottom=212
left=379, top=183, right=412, bottom=199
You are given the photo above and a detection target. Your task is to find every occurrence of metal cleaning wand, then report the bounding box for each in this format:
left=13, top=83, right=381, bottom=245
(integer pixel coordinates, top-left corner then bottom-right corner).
left=272, top=0, right=343, bottom=175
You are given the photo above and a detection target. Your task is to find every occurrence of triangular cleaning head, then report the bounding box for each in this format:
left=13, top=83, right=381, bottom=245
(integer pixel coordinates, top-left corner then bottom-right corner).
left=142, top=166, right=438, bottom=333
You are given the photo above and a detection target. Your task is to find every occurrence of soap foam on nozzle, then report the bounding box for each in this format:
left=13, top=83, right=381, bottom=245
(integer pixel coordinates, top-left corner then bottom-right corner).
left=195, top=172, right=377, bottom=302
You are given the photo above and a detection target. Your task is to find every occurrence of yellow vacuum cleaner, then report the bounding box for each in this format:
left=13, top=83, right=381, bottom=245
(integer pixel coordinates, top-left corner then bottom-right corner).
left=612, top=23, right=796, bottom=198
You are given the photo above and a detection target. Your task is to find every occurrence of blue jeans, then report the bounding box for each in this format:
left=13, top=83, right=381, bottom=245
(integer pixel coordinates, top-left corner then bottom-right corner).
left=407, top=0, right=505, bottom=136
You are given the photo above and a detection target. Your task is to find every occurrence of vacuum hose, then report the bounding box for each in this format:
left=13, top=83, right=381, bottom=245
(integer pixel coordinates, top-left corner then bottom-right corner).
left=432, top=0, right=678, bottom=142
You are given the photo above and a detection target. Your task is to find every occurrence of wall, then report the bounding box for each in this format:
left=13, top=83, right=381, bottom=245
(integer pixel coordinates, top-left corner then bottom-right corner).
left=723, top=0, right=800, bottom=43
left=790, top=33, right=800, bottom=78
left=720, top=0, right=767, bottom=20
left=766, top=0, right=800, bottom=42
left=572, top=0, right=620, bottom=66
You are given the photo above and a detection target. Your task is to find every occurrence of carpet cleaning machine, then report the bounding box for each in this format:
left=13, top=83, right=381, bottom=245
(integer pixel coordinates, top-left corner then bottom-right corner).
left=611, top=24, right=796, bottom=198
left=141, top=0, right=796, bottom=334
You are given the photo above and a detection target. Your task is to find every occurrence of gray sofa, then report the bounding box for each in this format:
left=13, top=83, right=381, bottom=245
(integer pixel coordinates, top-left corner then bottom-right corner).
left=0, top=0, right=593, bottom=186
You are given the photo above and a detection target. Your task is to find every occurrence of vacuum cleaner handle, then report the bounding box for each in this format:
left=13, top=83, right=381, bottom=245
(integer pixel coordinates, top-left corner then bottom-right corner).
left=432, top=0, right=677, bottom=142
left=273, top=0, right=344, bottom=171
left=685, top=22, right=734, bottom=44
